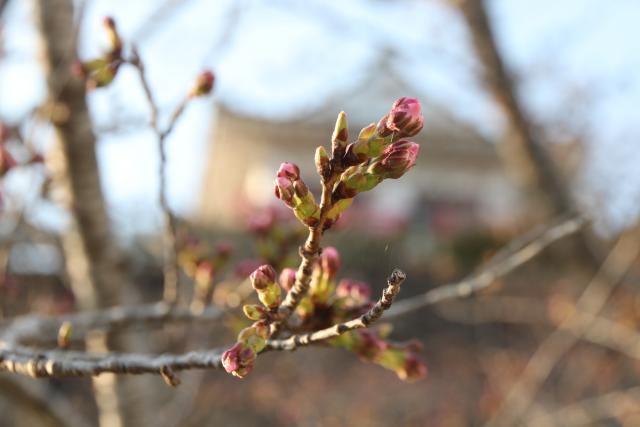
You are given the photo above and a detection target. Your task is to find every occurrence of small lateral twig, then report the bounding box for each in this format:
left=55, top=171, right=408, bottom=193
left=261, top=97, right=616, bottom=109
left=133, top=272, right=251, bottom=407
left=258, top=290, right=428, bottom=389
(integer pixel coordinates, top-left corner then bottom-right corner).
left=129, top=47, right=190, bottom=305
left=267, top=269, right=406, bottom=351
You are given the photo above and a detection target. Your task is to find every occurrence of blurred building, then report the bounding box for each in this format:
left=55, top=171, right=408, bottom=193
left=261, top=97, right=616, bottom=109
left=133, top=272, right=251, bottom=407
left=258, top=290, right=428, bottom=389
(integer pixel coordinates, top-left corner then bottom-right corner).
left=196, top=60, right=523, bottom=234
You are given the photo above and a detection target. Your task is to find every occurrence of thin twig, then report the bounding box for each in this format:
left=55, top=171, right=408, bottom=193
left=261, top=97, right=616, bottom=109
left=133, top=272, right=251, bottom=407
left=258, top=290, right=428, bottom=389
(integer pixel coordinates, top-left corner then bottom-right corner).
left=129, top=48, right=190, bottom=305
left=267, top=269, right=406, bottom=351
left=385, top=215, right=587, bottom=319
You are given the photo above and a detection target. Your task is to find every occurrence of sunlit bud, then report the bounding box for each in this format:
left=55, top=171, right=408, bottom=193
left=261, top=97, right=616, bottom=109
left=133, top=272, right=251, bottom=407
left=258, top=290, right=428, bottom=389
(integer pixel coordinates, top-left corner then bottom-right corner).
left=222, top=342, right=257, bottom=378
left=320, top=247, right=340, bottom=279
left=274, top=176, right=295, bottom=206
left=250, top=265, right=277, bottom=290
left=237, top=323, right=268, bottom=353
left=358, top=122, right=377, bottom=141
left=277, top=162, right=300, bottom=180
left=257, top=284, right=281, bottom=309
left=293, top=180, right=309, bottom=198
left=57, top=321, right=72, bottom=349
left=331, top=111, right=349, bottom=154
left=314, top=146, right=330, bottom=179
left=343, top=140, right=370, bottom=166
left=243, top=304, right=269, bottom=321
left=0, top=145, right=17, bottom=176
left=378, top=97, right=424, bottom=139
left=103, top=17, right=121, bottom=48
left=370, top=140, right=419, bottom=179
left=189, top=70, right=215, bottom=97
left=279, top=268, right=297, bottom=292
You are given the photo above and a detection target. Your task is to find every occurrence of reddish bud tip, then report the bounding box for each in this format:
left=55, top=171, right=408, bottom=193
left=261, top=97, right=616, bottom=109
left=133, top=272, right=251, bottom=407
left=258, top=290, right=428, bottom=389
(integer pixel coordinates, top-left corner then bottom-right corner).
left=279, top=268, right=297, bottom=292
left=378, top=97, right=424, bottom=139
left=250, top=264, right=277, bottom=290
left=277, top=162, right=300, bottom=180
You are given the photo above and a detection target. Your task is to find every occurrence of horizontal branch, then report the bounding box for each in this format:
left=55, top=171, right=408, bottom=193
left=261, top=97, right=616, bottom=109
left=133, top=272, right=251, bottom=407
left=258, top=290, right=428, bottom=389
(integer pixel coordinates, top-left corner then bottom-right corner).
left=1, top=303, right=223, bottom=347
left=385, top=215, right=587, bottom=319
left=0, top=345, right=224, bottom=378
left=0, top=270, right=406, bottom=379
left=266, top=269, right=406, bottom=351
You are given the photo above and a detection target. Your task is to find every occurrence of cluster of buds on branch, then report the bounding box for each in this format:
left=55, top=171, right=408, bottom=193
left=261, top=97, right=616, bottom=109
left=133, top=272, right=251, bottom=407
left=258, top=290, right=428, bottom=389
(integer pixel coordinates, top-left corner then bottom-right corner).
left=223, top=97, right=426, bottom=380
left=72, top=17, right=123, bottom=89
left=274, top=163, right=320, bottom=226
left=73, top=16, right=215, bottom=99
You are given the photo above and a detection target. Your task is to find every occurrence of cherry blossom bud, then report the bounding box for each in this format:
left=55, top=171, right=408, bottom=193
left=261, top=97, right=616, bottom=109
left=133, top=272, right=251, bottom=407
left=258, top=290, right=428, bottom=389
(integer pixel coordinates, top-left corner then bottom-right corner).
left=396, top=353, right=428, bottom=382
left=320, top=247, right=340, bottom=279
left=277, top=162, right=300, bottom=180
left=377, top=97, right=424, bottom=139
left=102, top=16, right=122, bottom=53
left=274, top=176, right=295, bottom=207
left=331, top=111, right=348, bottom=155
left=222, top=342, right=256, bottom=378
left=237, top=323, right=268, bottom=353
left=250, top=265, right=281, bottom=309
left=370, top=140, right=419, bottom=179
left=314, top=146, right=330, bottom=179
left=243, top=304, right=269, bottom=321
left=279, top=268, right=297, bottom=292
left=293, top=179, right=309, bottom=198
left=189, top=70, right=215, bottom=97
left=250, top=265, right=276, bottom=290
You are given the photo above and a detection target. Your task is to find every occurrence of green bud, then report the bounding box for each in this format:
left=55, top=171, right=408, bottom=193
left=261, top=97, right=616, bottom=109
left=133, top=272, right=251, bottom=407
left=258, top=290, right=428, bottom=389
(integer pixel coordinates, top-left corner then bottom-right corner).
left=243, top=304, right=268, bottom=320
left=331, top=111, right=349, bottom=155
left=314, top=145, right=331, bottom=179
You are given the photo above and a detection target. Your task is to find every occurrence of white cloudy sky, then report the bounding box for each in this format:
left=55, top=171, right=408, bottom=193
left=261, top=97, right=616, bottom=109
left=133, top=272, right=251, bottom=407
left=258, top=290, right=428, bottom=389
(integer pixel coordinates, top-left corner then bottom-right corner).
left=0, top=0, right=638, bottom=235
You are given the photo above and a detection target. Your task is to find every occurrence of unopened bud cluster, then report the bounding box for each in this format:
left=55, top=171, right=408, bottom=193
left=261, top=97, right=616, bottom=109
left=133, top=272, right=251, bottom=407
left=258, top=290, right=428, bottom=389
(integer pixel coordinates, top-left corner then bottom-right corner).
left=274, top=163, right=320, bottom=226
left=221, top=321, right=269, bottom=378
left=275, top=97, right=423, bottom=229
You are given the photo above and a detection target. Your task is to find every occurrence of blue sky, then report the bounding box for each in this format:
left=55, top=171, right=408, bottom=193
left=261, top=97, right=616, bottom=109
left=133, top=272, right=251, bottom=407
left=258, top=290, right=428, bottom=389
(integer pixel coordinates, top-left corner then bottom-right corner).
left=0, top=0, right=638, bottom=235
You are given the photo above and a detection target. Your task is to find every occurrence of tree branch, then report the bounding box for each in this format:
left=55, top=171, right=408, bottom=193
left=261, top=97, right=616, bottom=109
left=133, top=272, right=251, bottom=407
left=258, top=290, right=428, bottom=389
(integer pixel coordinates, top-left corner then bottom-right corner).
left=267, top=269, right=405, bottom=351
left=485, top=227, right=640, bottom=427
left=385, top=215, right=587, bottom=319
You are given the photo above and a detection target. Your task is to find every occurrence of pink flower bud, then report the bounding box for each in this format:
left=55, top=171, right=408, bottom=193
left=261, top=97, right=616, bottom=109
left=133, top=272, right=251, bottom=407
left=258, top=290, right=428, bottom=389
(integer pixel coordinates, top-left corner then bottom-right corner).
left=320, top=247, right=341, bottom=278
left=221, top=342, right=256, bottom=378
left=250, top=264, right=276, bottom=290
left=377, top=97, right=424, bottom=139
left=277, top=162, right=300, bottom=180
left=370, top=140, right=419, bottom=179
left=274, top=176, right=295, bottom=206
left=279, top=268, right=297, bottom=291
left=190, top=70, right=215, bottom=97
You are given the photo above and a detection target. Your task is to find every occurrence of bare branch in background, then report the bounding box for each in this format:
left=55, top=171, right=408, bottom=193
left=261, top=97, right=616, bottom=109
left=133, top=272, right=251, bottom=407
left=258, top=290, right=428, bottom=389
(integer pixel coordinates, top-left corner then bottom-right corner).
left=485, top=227, right=640, bottom=427
left=385, top=215, right=587, bottom=319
